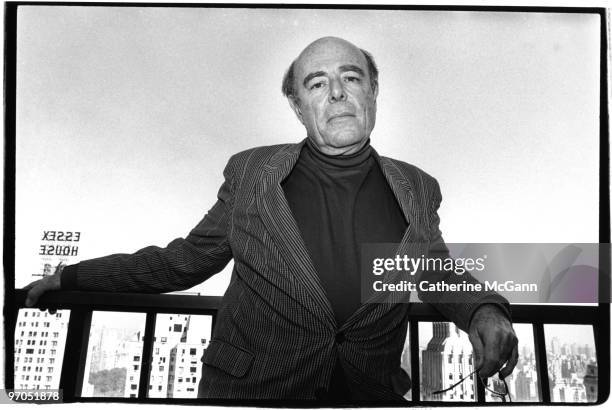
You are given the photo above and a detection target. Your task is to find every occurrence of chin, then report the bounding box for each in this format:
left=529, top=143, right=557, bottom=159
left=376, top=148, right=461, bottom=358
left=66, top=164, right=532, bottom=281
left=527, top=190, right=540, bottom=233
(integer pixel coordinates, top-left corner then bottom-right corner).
left=326, top=131, right=366, bottom=149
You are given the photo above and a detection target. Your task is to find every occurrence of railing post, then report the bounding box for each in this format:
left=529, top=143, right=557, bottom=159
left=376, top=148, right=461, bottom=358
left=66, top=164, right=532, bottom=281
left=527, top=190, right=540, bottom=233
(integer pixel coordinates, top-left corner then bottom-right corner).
left=409, top=320, right=419, bottom=402
left=138, top=312, right=157, bottom=399
left=533, top=323, right=550, bottom=403
left=60, top=308, right=92, bottom=401
left=475, top=371, right=485, bottom=403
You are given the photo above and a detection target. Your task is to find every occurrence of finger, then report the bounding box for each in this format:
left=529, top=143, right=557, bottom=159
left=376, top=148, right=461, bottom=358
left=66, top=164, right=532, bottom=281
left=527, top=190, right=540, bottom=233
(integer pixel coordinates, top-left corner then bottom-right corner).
left=469, top=331, right=485, bottom=371
left=481, top=330, right=517, bottom=378
left=499, top=343, right=519, bottom=379
left=478, top=332, right=507, bottom=378
left=25, top=282, right=47, bottom=308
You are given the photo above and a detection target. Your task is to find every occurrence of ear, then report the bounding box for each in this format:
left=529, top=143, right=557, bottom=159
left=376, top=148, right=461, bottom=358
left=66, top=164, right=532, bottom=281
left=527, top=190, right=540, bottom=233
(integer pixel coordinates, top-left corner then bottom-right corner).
left=288, top=97, right=305, bottom=125
left=372, top=82, right=379, bottom=100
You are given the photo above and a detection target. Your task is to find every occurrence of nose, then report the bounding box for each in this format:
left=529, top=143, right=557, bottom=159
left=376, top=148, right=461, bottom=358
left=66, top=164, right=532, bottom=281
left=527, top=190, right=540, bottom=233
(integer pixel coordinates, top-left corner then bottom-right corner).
left=328, top=77, right=346, bottom=103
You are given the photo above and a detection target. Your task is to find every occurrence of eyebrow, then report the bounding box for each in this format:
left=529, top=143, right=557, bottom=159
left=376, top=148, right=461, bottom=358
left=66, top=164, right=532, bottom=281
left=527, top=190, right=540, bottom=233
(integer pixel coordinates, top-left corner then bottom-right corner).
left=303, top=71, right=326, bottom=88
left=302, top=65, right=366, bottom=88
left=339, top=64, right=365, bottom=76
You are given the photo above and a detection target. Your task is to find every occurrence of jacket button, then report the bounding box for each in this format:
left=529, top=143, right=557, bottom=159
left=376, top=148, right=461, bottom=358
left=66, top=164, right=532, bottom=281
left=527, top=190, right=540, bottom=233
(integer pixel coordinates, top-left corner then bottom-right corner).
left=335, top=332, right=345, bottom=344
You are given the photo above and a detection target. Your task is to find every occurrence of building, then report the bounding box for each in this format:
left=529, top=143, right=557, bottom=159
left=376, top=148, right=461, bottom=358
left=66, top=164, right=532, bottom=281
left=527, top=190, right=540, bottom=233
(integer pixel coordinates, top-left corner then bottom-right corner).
left=14, top=309, right=69, bottom=390
left=583, top=361, right=598, bottom=402
left=167, top=315, right=211, bottom=398
left=14, top=240, right=78, bottom=390
left=421, top=322, right=475, bottom=401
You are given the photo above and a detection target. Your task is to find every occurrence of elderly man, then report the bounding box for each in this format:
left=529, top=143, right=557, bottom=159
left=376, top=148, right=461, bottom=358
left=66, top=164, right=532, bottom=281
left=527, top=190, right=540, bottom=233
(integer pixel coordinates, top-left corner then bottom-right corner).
left=25, top=36, right=517, bottom=402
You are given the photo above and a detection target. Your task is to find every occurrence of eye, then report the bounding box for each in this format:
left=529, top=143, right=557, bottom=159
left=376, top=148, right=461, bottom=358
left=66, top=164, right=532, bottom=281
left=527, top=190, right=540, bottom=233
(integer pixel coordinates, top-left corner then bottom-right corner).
left=344, top=76, right=361, bottom=83
left=310, top=82, right=324, bottom=90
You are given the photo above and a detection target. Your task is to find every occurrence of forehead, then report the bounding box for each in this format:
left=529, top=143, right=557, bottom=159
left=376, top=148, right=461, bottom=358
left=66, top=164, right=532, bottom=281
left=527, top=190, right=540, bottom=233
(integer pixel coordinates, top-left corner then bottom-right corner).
left=294, top=39, right=368, bottom=78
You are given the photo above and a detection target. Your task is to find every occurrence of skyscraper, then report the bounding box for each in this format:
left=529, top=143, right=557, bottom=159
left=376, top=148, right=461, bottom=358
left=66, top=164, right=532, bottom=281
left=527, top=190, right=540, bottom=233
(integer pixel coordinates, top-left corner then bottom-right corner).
left=421, top=322, right=475, bottom=401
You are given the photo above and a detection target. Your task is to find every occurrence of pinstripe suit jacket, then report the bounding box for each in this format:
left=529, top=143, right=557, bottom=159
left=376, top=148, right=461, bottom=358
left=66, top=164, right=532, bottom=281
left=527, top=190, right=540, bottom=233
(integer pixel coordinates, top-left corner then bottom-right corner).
left=73, top=138, right=509, bottom=401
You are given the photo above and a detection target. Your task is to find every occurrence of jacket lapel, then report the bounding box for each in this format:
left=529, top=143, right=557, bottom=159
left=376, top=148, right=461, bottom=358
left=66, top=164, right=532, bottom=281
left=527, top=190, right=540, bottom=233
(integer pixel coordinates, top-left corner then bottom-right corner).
left=340, top=151, right=423, bottom=330
left=256, top=139, right=336, bottom=329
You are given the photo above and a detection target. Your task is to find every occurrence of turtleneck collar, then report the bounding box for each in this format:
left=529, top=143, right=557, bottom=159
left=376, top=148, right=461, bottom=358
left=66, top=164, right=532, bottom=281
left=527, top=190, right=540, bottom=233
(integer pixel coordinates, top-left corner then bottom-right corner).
left=304, top=138, right=372, bottom=169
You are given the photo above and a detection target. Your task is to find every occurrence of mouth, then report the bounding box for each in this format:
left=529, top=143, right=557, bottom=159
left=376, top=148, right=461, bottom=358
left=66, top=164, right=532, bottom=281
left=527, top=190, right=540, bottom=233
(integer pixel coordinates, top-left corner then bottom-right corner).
left=327, top=113, right=356, bottom=123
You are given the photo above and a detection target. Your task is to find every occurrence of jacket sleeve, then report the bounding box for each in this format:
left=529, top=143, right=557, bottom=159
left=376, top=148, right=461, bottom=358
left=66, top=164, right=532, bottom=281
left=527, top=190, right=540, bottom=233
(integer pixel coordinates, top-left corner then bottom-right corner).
left=416, top=177, right=512, bottom=332
left=60, top=157, right=236, bottom=294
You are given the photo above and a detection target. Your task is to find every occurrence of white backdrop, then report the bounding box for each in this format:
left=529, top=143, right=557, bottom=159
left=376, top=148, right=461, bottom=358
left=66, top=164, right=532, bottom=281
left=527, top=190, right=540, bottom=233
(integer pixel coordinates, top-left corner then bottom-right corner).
left=15, top=6, right=601, bottom=294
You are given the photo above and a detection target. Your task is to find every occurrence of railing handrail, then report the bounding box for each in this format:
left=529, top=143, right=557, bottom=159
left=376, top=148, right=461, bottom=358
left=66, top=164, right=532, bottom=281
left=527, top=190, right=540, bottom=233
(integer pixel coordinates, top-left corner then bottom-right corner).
left=13, top=289, right=222, bottom=311
left=12, top=288, right=604, bottom=323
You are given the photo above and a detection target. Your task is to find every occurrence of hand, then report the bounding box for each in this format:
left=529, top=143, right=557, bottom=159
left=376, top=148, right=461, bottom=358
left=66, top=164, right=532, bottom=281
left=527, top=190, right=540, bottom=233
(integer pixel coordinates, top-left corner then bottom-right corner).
left=468, top=304, right=518, bottom=379
left=24, top=263, right=64, bottom=312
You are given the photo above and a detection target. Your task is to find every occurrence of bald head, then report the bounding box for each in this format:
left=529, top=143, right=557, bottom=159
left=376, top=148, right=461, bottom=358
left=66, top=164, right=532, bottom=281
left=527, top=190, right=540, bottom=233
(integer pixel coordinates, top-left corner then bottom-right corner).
left=282, top=37, right=379, bottom=102
left=281, top=37, right=379, bottom=155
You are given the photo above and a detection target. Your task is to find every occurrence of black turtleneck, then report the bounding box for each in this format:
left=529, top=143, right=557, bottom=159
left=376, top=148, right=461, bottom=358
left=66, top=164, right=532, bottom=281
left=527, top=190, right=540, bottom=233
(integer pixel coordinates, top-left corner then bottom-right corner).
left=282, top=139, right=407, bottom=326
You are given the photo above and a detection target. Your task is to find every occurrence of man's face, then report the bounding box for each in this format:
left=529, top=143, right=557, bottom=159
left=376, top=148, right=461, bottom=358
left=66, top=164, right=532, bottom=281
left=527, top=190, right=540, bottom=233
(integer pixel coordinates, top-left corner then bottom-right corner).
left=291, top=38, right=378, bottom=155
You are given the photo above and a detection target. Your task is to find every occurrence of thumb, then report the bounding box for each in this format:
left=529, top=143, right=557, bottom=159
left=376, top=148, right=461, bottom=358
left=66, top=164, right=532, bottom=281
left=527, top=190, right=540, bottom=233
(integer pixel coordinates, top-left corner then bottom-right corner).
left=25, top=280, right=51, bottom=307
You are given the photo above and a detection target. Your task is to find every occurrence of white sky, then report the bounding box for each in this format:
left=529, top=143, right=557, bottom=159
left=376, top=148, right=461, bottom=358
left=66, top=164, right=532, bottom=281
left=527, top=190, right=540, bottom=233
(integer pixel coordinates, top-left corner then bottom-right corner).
left=14, top=7, right=601, bottom=297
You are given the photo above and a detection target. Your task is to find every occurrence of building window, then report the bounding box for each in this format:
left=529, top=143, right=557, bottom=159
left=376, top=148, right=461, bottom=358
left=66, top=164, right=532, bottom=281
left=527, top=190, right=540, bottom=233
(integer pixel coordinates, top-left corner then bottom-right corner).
left=131, top=384, right=137, bottom=390
left=134, top=356, right=140, bottom=362
left=190, top=348, right=197, bottom=355
left=173, top=324, right=182, bottom=332
left=190, top=367, right=197, bottom=373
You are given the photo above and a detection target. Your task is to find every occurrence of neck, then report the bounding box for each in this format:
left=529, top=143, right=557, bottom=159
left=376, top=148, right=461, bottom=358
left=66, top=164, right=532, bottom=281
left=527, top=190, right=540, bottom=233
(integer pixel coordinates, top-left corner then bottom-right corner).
left=308, top=138, right=370, bottom=156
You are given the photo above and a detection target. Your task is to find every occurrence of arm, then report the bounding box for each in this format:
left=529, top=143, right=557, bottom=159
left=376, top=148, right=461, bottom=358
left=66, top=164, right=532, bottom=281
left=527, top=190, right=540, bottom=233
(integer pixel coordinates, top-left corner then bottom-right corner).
left=26, top=157, right=236, bottom=304
left=416, top=178, right=510, bottom=330
left=418, top=178, right=518, bottom=378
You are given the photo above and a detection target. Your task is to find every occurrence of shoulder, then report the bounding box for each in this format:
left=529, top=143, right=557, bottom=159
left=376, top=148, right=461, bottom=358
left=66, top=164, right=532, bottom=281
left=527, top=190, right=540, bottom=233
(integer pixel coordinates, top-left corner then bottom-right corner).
left=379, top=155, right=440, bottom=192
left=220, top=142, right=298, bottom=176
left=227, top=142, right=297, bottom=168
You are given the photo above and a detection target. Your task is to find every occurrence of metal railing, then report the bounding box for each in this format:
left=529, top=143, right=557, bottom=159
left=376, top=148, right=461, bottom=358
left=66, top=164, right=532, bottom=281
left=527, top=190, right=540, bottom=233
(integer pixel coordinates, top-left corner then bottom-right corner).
left=8, top=289, right=610, bottom=406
